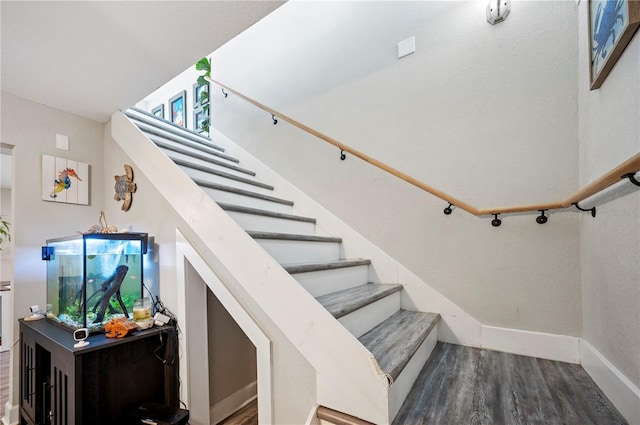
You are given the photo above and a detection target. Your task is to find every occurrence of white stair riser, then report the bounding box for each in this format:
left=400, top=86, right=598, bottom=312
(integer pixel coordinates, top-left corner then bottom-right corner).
left=162, top=151, right=250, bottom=179
left=180, top=166, right=273, bottom=196
left=129, top=117, right=185, bottom=135
left=201, top=187, right=293, bottom=214
left=255, top=239, right=340, bottom=264
left=389, top=326, right=438, bottom=421
left=338, top=292, right=401, bottom=339
left=151, top=133, right=226, bottom=154
left=292, top=265, right=369, bottom=298
left=227, top=211, right=316, bottom=235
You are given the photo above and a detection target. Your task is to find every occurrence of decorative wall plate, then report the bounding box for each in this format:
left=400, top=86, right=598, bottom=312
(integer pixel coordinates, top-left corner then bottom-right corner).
left=114, top=164, right=137, bottom=211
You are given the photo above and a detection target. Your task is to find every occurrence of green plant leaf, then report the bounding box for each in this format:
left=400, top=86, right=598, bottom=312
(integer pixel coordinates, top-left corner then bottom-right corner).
left=195, top=57, right=212, bottom=130
left=195, top=57, right=210, bottom=73
left=0, top=216, right=11, bottom=250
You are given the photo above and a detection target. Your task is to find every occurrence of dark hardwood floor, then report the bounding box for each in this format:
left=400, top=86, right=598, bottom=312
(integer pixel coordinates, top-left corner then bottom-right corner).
left=0, top=343, right=629, bottom=425
left=1, top=350, right=8, bottom=420
left=219, top=399, right=258, bottom=425
left=393, top=343, right=628, bottom=425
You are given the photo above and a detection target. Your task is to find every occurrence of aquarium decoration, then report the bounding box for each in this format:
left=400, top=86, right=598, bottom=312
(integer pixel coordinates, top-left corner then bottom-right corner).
left=84, top=211, right=118, bottom=234
left=114, top=164, right=137, bottom=211
left=104, top=316, right=138, bottom=338
left=85, top=264, right=129, bottom=323
left=43, top=232, right=148, bottom=333
left=41, top=155, right=89, bottom=205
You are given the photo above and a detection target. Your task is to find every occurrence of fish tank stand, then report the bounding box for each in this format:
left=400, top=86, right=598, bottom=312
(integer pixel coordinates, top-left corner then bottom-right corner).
left=19, top=318, right=179, bottom=425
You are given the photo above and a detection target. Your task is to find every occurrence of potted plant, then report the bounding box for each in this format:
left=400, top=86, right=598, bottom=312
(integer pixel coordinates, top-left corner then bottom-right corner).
left=0, top=216, right=11, bottom=250
left=195, top=57, right=211, bottom=133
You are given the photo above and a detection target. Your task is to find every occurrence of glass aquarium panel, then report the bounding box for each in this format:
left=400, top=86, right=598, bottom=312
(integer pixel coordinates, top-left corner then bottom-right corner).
left=44, top=233, right=147, bottom=332
left=46, top=237, right=83, bottom=326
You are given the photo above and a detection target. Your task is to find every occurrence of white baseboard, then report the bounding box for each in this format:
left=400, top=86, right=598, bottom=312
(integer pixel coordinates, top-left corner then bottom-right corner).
left=1, top=401, right=18, bottom=425
left=480, top=325, right=581, bottom=363
left=580, top=340, right=640, bottom=425
left=210, top=381, right=257, bottom=425
left=306, top=405, right=321, bottom=425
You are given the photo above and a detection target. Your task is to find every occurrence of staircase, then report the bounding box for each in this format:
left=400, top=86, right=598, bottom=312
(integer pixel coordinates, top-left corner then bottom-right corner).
left=124, top=107, right=441, bottom=423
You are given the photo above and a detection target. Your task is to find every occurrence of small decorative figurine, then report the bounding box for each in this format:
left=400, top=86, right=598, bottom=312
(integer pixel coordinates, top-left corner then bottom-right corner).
left=114, top=164, right=137, bottom=211
left=104, top=317, right=138, bottom=338
left=84, top=211, right=118, bottom=234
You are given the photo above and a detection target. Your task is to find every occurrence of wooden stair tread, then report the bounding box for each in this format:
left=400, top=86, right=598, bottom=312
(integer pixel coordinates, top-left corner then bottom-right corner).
left=218, top=203, right=316, bottom=223
left=156, top=140, right=255, bottom=176
left=317, top=283, right=403, bottom=319
left=193, top=179, right=294, bottom=206
left=126, top=107, right=223, bottom=150
left=150, top=136, right=240, bottom=164
left=359, top=310, right=440, bottom=381
left=172, top=157, right=273, bottom=190
left=284, top=259, right=371, bottom=274
left=247, top=231, right=341, bottom=243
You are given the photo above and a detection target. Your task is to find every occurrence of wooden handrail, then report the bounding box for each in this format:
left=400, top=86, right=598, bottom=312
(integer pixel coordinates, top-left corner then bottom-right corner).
left=477, top=153, right=640, bottom=215
left=316, top=406, right=375, bottom=425
left=209, top=78, right=640, bottom=219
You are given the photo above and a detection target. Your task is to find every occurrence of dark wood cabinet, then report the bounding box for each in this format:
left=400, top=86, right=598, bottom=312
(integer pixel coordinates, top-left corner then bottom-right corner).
left=19, top=319, right=178, bottom=425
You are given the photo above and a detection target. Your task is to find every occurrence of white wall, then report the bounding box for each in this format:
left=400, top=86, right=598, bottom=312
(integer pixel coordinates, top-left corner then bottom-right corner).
left=1, top=187, right=12, bottom=352
left=208, top=1, right=582, bottom=336
left=0, top=188, right=12, bottom=284
left=577, top=1, right=640, bottom=390
left=0, top=92, right=105, bottom=416
left=207, top=289, right=257, bottom=407
left=136, top=65, right=202, bottom=131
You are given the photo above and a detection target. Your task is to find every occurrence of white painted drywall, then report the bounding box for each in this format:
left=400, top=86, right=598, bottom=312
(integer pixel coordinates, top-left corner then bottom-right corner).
left=208, top=1, right=582, bottom=336
left=207, top=288, right=257, bottom=406
left=577, top=0, right=640, bottom=391
left=136, top=65, right=202, bottom=130
left=0, top=92, right=106, bottom=415
left=1, top=187, right=12, bottom=353
left=0, top=188, right=12, bottom=286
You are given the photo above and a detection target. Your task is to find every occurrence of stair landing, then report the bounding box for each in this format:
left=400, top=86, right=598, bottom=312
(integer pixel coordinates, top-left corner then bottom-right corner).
left=393, top=342, right=628, bottom=425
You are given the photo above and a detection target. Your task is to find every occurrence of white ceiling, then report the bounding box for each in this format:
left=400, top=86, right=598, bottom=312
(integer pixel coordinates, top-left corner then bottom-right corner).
left=1, top=1, right=284, bottom=123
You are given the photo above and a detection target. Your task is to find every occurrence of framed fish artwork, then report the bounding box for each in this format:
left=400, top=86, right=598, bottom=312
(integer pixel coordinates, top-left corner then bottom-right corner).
left=194, top=108, right=206, bottom=133
left=589, top=0, right=640, bottom=89
left=169, top=90, right=187, bottom=127
left=151, top=104, right=164, bottom=119
left=41, top=155, right=89, bottom=205
left=193, top=82, right=209, bottom=108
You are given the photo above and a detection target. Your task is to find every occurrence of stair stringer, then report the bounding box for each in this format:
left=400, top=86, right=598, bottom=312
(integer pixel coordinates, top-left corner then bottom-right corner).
left=110, top=111, right=391, bottom=424
left=207, top=125, right=484, bottom=348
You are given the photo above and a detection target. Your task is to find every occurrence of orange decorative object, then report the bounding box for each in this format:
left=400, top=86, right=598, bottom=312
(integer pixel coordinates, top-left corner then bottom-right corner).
left=104, top=317, right=138, bottom=338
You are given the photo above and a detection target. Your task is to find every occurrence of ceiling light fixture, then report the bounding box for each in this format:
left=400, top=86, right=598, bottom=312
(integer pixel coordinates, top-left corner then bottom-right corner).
left=487, top=0, right=510, bottom=25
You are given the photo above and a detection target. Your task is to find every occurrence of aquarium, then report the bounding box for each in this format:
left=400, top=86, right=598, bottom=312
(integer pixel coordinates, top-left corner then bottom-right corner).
left=42, top=233, right=148, bottom=332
